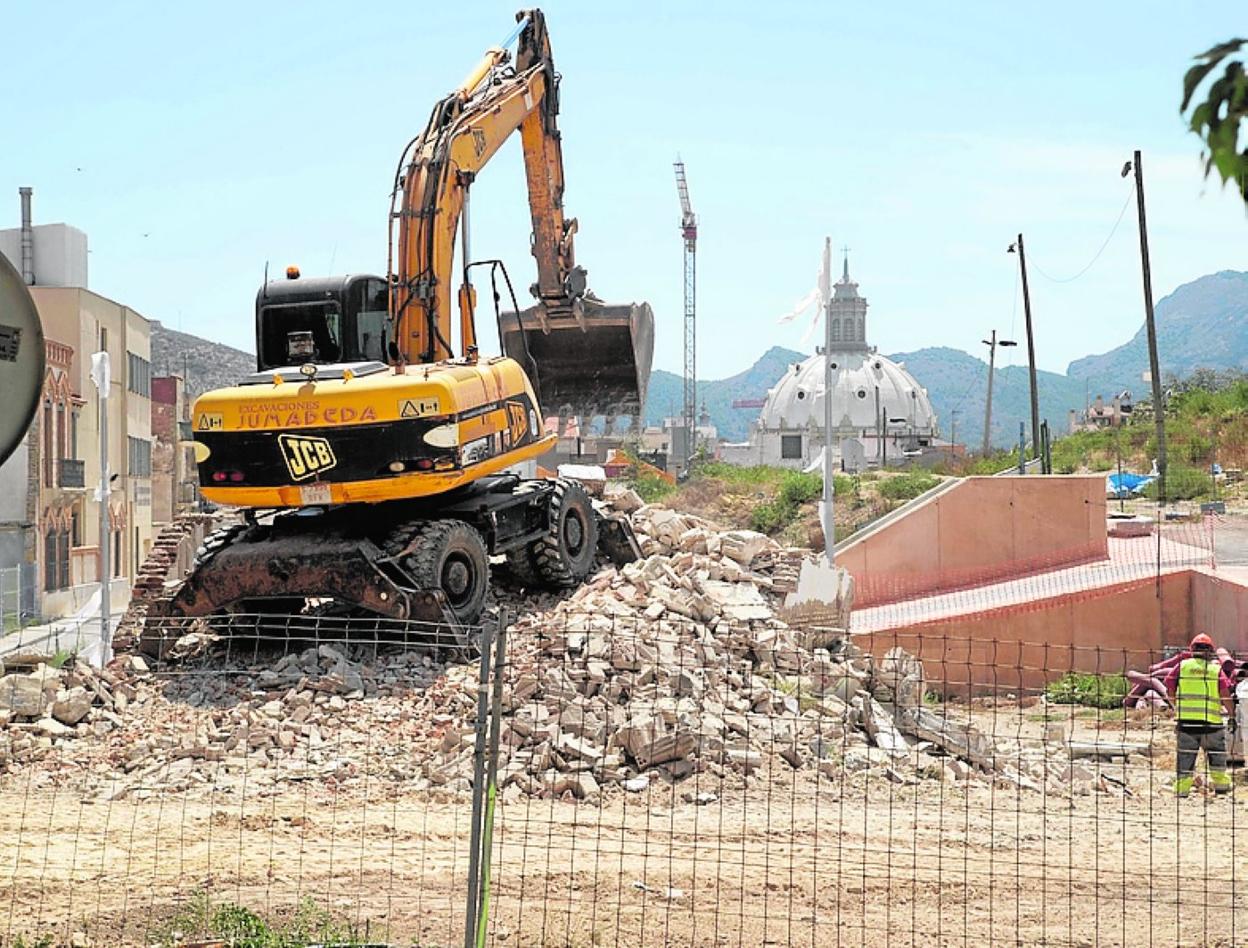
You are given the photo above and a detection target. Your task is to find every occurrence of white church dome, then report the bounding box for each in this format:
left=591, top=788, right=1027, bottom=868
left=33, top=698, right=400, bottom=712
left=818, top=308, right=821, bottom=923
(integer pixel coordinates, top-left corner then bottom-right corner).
left=759, top=349, right=937, bottom=432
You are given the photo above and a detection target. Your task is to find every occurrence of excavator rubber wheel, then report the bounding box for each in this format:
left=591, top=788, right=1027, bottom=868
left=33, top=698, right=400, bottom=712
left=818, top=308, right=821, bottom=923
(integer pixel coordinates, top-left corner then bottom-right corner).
left=402, top=519, right=490, bottom=627
left=532, top=479, right=598, bottom=588
left=505, top=546, right=544, bottom=588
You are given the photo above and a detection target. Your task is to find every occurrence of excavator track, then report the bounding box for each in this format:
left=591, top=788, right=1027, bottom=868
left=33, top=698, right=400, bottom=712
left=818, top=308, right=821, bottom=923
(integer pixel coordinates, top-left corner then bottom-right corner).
left=134, top=475, right=641, bottom=660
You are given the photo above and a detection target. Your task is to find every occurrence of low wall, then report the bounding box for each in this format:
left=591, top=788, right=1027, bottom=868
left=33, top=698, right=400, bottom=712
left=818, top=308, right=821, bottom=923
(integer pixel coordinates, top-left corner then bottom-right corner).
left=858, top=572, right=1192, bottom=695
left=837, top=475, right=1107, bottom=606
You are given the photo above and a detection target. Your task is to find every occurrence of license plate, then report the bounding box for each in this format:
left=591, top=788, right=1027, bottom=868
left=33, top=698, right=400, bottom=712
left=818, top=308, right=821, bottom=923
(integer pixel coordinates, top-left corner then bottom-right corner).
left=300, top=482, right=332, bottom=505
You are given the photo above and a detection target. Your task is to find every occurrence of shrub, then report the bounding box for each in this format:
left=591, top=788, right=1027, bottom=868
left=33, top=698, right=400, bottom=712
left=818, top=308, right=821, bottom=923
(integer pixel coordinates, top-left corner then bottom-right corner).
left=1140, top=464, right=1213, bottom=501
left=750, top=470, right=825, bottom=534
left=1045, top=672, right=1129, bottom=709
left=778, top=471, right=822, bottom=507
left=878, top=470, right=941, bottom=502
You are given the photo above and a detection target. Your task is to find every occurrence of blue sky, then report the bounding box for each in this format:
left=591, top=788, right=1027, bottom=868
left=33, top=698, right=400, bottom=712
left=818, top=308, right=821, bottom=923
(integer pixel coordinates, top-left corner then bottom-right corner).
left=3, top=1, right=1244, bottom=384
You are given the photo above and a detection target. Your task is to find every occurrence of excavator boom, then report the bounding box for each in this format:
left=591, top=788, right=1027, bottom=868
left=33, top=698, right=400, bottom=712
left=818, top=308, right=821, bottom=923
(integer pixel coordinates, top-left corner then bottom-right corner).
left=389, top=9, right=652, bottom=421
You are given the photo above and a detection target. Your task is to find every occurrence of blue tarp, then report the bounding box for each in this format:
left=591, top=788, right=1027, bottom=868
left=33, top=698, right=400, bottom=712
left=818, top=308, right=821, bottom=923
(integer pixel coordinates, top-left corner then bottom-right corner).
left=1107, top=472, right=1155, bottom=499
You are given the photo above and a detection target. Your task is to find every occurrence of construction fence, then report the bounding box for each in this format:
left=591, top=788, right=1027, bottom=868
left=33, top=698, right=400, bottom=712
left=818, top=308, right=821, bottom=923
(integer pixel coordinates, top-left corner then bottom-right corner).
left=0, top=564, right=38, bottom=636
left=2, top=611, right=1246, bottom=947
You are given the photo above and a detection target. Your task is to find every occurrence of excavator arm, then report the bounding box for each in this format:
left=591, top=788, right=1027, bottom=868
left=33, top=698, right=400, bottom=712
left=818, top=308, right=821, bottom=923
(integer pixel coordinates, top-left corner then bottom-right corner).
left=389, top=9, right=653, bottom=419
left=389, top=9, right=578, bottom=364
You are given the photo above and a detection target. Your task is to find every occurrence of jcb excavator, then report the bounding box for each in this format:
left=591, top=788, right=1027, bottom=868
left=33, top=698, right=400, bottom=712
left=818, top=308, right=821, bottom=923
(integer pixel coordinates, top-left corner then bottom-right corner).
left=143, top=9, right=653, bottom=649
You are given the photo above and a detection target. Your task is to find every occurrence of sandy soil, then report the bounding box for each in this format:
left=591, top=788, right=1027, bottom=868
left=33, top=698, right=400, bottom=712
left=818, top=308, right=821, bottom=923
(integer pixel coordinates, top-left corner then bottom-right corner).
left=3, top=704, right=1246, bottom=948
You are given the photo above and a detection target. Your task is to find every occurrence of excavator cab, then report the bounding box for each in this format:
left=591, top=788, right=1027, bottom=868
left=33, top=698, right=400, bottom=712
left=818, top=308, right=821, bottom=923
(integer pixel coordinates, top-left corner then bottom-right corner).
left=255, top=273, right=389, bottom=370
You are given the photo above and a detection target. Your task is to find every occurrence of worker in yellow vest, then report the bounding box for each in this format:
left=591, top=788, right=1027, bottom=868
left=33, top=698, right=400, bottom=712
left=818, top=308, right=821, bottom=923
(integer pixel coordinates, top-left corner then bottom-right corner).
left=1163, top=633, right=1233, bottom=797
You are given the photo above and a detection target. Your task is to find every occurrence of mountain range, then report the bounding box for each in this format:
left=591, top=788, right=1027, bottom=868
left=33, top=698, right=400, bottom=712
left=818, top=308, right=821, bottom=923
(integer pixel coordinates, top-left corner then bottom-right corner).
left=153, top=270, right=1248, bottom=451
left=644, top=270, right=1248, bottom=448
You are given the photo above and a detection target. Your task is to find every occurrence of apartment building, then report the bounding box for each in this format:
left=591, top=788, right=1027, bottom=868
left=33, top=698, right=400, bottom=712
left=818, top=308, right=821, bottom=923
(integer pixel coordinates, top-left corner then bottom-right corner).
left=0, top=190, right=155, bottom=619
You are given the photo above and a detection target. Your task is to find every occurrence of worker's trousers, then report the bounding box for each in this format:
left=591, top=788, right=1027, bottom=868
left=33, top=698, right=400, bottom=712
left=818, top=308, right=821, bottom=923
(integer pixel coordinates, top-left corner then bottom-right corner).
left=1175, top=726, right=1232, bottom=796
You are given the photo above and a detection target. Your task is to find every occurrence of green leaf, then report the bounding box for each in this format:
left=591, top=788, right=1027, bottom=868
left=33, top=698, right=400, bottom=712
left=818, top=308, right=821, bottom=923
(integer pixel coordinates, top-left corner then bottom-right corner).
left=1183, top=59, right=1220, bottom=110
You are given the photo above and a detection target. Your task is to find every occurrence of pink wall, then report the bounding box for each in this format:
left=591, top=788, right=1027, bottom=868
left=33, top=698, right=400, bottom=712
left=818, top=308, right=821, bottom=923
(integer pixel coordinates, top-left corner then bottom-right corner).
left=1189, top=568, right=1248, bottom=654
left=839, top=476, right=1107, bottom=605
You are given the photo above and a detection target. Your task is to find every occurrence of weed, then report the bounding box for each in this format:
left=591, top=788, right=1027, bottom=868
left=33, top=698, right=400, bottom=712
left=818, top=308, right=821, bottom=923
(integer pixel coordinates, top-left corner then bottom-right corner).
left=154, top=892, right=371, bottom=947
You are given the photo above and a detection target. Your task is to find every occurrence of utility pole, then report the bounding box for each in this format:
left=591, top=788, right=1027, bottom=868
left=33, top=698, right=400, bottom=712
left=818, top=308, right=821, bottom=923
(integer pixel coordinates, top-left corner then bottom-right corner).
left=90, top=351, right=111, bottom=666
left=821, top=240, right=836, bottom=564
left=1009, top=235, right=1041, bottom=459
left=874, top=386, right=881, bottom=464
left=950, top=409, right=960, bottom=457
left=1127, top=150, right=1167, bottom=504
left=981, top=332, right=1018, bottom=455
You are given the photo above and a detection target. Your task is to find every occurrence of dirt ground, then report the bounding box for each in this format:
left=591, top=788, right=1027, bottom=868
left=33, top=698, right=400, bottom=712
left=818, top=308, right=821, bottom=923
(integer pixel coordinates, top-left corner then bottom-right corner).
left=2, top=705, right=1246, bottom=948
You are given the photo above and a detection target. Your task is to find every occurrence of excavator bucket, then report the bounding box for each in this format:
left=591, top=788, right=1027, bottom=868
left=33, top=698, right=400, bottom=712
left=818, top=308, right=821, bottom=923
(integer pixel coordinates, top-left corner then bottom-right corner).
left=500, top=299, right=654, bottom=420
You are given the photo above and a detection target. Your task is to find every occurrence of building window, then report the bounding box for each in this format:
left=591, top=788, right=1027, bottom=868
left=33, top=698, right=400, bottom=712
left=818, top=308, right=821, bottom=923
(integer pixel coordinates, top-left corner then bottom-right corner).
left=831, top=319, right=841, bottom=341
left=71, top=507, right=81, bottom=547
left=781, top=434, right=803, bottom=460
left=128, top=437, right=152, bottom=477
left=127, top=353, right=151, bottom=398
left=43, top=401, right=53, bottom=487
left=71, top=410, right=79, bottom=459
left=99, top=326, right=107, bottom=352
left=44, top=528, right=70, bottom=591
left=113, top=529, right=122, bottom=578
left=56, top=403, right=66, bottom=459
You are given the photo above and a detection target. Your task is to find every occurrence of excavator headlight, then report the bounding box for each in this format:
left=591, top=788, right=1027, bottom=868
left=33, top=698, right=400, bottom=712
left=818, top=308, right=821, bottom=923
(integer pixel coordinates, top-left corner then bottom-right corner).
left=388, top=461, right=406, bottom=473
left=299, top=362, right=318, bottom=379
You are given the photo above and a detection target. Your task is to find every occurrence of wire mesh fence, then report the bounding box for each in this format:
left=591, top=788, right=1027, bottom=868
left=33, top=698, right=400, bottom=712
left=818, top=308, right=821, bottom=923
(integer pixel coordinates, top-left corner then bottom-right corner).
left=1, top=609, right=1246, bottom=947
left=0, top=564, right=38, bottom=636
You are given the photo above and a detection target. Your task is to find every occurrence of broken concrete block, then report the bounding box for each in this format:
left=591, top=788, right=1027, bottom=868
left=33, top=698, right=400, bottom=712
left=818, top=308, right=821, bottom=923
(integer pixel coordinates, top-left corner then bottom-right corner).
left=0, top=674, right=49, bottom=718
left=52, top=687, right=93, bottom=725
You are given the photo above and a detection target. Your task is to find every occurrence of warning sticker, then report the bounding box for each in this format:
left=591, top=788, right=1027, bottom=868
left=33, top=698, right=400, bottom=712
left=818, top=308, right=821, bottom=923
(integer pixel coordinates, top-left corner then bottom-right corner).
left=197, top=412, right=224, bottom=431
left=399, top=398, right=441, bottom=419
left=0, top=325, right=20, bottom=362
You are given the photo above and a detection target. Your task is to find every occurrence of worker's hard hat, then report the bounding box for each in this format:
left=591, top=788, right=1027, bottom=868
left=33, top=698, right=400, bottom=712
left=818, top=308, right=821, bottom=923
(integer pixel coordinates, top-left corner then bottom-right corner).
left=1190, top=633, right=1215, bottom=650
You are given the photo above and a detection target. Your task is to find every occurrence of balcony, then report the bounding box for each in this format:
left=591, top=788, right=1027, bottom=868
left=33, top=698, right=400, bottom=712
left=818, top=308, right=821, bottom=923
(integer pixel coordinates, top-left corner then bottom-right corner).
left=57, top=459, right=85, bottom=489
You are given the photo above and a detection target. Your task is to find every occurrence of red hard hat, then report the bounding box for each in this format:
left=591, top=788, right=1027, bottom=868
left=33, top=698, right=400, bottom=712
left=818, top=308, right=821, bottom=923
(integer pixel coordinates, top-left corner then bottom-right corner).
left=1190, top=633, right=1215, bottom=650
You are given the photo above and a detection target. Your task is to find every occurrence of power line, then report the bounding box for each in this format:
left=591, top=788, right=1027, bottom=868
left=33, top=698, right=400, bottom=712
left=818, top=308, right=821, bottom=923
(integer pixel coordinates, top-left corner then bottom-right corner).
left=1029, top=188, right=1134, bottom=284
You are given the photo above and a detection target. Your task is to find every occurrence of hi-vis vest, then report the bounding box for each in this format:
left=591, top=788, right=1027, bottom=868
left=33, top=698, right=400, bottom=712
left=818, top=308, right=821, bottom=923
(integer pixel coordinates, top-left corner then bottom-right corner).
left=1175, top=657, right=1222, bottom=725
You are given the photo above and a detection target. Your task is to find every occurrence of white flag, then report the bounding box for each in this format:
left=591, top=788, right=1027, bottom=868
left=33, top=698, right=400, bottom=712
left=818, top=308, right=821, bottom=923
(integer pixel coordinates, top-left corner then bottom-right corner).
left=90, top=351, right=110, bottom=398
left=777, top=286, right=820, bottom=324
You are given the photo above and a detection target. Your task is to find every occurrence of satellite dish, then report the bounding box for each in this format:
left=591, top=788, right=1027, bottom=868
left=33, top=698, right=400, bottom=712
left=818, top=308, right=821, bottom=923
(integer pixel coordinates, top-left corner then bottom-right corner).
left=0, top=252, right=44, bottom=468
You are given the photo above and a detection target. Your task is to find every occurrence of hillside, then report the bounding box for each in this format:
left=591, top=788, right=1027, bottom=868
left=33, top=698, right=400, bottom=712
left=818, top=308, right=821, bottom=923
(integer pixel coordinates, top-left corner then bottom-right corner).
left=644, top=344, right=1087, bottom=448
left=643, top=345, right=805, bottom=442
left=892, top=347, right=1088, bottom=451
left=150, top=321, right=254, bottom=398
left=1066, top=270, right=1248, bottom=392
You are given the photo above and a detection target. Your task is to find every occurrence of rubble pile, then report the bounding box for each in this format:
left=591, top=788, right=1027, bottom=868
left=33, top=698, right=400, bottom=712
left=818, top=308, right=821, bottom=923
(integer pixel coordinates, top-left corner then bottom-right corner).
left=0, top=651, right=147, bottom=769
left=1, top=498, right=1127, bottom=802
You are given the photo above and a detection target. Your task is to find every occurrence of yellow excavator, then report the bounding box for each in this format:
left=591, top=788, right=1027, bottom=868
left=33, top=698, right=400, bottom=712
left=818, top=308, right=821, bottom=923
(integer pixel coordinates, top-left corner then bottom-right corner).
left=144, top=9, right=653, bottom=648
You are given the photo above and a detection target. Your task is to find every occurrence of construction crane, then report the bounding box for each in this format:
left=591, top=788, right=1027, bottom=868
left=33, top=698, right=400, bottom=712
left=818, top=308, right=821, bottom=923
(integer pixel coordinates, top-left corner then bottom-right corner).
left=673, top=159, right=697, bottom=465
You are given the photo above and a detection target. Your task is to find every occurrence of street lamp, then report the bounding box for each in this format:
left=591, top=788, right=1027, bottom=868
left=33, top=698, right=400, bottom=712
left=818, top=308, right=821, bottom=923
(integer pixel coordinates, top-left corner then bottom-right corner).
left=982, top=332, right=1017, bottom=455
